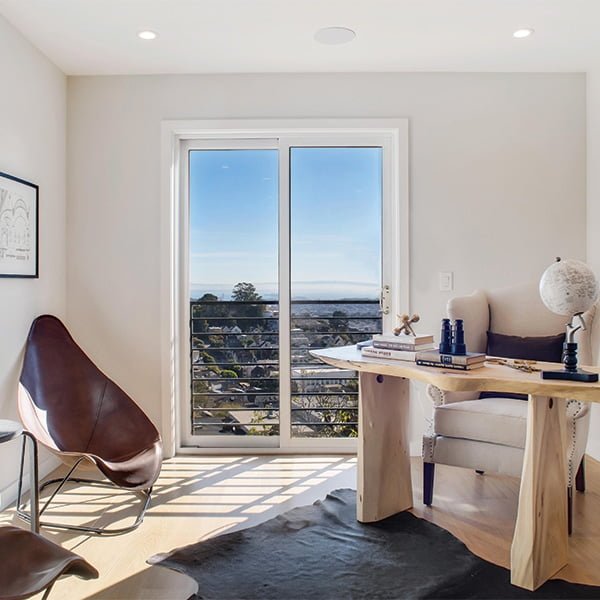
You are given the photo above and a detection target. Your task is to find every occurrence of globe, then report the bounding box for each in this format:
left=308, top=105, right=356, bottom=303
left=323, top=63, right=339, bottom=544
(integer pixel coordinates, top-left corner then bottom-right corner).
left=539, top=258, right=599, bottom=317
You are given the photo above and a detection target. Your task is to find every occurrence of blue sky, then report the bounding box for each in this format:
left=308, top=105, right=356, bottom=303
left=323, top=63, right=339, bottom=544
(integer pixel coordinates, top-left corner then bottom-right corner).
left=189, top=147, right=382, bottom=300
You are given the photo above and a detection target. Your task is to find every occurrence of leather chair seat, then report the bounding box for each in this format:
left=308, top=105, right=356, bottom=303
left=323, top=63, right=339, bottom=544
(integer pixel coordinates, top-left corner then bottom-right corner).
left=0, top=526, right=98, bottom=600
left=434, top=397, right=527, bottom=449
left=94, top=442, right=163, bottom=490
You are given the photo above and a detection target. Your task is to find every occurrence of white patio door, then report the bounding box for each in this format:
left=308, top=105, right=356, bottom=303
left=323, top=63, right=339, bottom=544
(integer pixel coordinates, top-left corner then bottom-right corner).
left=179, top=125, right=406, bottom=451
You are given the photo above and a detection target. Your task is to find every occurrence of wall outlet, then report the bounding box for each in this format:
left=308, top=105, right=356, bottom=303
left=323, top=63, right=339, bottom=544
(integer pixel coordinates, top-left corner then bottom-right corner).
left=439, top=271, right=453, bottom=292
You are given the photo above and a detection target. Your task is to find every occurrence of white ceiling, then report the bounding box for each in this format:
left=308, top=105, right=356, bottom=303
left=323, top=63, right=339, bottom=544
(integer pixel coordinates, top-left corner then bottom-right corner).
left=1, top=0, right=599, bottom=76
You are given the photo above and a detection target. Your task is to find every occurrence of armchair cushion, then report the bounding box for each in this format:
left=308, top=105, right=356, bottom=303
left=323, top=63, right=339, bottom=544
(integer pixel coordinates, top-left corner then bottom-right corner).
left=433, top=398, right=527, bottom=449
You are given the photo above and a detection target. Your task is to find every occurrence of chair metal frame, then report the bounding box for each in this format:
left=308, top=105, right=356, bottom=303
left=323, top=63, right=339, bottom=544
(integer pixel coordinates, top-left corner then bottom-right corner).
left=15, top=430, right=40, bottom=533
left=16, top=447, right=153, bottom=536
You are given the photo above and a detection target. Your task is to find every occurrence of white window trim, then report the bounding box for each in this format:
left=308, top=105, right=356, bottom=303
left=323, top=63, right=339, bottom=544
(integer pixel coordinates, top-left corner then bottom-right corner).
left=160, top=118, right=410, bottom=457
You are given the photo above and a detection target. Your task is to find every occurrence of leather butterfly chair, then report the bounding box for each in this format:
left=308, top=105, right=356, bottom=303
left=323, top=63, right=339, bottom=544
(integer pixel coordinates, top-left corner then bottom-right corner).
left=16, top=315, right=163, bottom=536
left=0, top=526, right=98, bottom=599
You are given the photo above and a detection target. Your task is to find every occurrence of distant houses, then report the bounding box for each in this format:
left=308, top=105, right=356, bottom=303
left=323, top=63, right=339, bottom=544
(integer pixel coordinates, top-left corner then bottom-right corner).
left=191, top=295, right=380, bottom=437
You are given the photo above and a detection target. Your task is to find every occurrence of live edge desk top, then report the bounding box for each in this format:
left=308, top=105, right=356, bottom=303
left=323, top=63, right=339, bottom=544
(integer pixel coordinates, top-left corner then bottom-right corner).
left=311, top=345, right=600, bottom=591
left=311, top=345, right=600, bottom=403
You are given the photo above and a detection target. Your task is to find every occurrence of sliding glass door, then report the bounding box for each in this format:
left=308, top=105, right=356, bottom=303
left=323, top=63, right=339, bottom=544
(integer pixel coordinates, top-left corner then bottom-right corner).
left=181, top=133, right=398, bottom=450
left=289, top=147, right=382, bottom=440
left=186, top=142, right=280, bottom=447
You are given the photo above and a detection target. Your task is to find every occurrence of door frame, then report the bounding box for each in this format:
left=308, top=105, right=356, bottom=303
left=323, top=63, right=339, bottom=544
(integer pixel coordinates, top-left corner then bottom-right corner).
left=160, top=118, right=409, bottom=457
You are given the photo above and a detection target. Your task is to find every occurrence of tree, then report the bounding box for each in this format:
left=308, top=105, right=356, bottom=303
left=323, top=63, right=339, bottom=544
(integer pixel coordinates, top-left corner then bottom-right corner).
left=329, top=309, right=349, bottom=332
left=208, top=335, right=225, bottom=347
left=232, top=282, right=262, bottom=302
left=199, top=351, right=215, bottom=363
left=231, top=282, right=265, bottom=323
left=192, top=292, right=228, bottom=326
left=220, top=369, right=238, bottom=379
left=192, top=379, right=209, bottom=396
left=199, top=293, right=219, bottom=302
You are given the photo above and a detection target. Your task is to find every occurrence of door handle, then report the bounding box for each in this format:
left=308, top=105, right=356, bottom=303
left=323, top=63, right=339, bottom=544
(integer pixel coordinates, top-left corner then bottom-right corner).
left=380, top=285, right=391, bottom=315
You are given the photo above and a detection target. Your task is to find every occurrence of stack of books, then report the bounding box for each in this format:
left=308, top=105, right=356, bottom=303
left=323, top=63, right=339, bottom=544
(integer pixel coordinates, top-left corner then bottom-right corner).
left=360, top=333, right=434, bottom=361
left=415, top=350, right=486, bottom=370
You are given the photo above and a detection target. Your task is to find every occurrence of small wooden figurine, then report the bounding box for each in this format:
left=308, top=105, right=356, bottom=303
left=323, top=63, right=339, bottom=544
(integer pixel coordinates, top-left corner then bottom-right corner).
left=393, top=313, right=420, bottom=337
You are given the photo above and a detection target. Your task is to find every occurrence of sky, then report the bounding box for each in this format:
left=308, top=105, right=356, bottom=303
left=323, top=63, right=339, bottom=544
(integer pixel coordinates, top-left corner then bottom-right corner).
left=189, top=146, right=382, bottom=300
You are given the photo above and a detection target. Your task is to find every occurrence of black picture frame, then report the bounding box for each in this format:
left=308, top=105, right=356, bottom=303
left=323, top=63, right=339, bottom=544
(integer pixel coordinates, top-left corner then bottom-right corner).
left=0, top=171, right=39, bottom=279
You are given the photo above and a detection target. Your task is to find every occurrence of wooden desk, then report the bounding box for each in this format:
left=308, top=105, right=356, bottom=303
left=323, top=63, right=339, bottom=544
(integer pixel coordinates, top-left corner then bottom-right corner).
left=311, top=346, right=600, bottom=591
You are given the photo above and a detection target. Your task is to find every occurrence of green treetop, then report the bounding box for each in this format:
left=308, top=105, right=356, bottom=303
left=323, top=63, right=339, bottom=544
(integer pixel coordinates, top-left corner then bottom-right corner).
left=232, top=282, right=262, bottom=302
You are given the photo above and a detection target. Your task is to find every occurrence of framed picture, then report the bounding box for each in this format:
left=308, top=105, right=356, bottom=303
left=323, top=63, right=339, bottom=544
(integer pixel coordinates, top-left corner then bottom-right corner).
left=0, top=172, right=39, bottom=278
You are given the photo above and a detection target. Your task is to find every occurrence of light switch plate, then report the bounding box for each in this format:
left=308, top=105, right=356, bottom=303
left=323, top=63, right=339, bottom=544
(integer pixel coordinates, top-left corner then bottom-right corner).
left=439, top=271, right=453, bottom=292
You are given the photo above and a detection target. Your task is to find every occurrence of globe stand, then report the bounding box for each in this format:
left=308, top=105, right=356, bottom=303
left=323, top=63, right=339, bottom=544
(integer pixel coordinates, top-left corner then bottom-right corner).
left=539, top=258, right=600, bottom=382
left=542, top=341, right=599, bottom=382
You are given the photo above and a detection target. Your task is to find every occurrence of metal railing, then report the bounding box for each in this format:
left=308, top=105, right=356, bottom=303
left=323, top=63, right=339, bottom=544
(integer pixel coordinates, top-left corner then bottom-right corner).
left=190, top=298, right=381, bottom=438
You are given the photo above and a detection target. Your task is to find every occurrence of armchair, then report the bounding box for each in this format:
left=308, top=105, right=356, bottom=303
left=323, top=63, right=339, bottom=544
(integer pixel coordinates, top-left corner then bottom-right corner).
left=422, top=283, right=594, bottom=535
left=17, top=315, right=163, bottom=535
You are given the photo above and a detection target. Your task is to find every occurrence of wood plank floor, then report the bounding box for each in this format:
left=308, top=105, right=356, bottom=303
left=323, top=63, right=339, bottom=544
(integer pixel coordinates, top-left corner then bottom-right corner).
left=3, top=454, right=600, bottom=599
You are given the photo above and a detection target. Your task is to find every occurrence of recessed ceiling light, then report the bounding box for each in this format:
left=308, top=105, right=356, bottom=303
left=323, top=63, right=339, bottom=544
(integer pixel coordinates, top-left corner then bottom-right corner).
left=315, top=27, right=356, bottom=45
left=138, top=30, right=158, bottom=40
left=513, top=28, right=534, bottom=39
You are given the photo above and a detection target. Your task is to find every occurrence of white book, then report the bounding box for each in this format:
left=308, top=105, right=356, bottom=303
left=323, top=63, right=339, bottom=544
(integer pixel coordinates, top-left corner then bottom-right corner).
left=373, top=340, right=435, bottom=351
left=373, top=333, right=434, bottom=345
left=361, top=346, right=417, bottom=361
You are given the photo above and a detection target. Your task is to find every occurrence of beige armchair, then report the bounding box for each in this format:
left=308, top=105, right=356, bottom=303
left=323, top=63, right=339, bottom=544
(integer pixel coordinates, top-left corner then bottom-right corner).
left=422, top=283, right=595, bottom=535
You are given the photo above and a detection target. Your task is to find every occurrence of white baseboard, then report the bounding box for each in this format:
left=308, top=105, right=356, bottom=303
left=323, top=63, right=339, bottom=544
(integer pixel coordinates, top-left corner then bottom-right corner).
left=0, top=454, right=60, bottom=511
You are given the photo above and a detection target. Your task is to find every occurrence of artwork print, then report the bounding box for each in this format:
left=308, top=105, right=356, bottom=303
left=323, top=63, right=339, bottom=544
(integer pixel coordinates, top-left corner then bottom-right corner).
left=0, top=172, right=38, bottom=278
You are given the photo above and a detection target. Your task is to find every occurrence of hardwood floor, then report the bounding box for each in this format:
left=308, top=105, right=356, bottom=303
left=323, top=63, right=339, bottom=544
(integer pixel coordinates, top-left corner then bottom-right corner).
left=411, top=456, right=600, bottom=586
left=3, top=454, right=600, bottom=599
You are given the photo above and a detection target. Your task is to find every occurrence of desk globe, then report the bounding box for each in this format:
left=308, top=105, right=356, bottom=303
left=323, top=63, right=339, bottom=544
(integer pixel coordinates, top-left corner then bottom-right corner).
left=539, top=257, right=599, bottom=382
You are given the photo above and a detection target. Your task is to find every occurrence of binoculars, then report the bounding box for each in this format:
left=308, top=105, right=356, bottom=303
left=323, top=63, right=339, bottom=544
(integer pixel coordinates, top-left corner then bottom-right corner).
left=439, top=318, right=466, bottom=356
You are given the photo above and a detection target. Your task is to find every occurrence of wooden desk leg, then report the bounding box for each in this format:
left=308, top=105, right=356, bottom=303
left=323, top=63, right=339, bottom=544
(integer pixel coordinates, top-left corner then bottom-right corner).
left=510, top=395, right=568, bottom=590
left=357, top=372, right=412, bottom=523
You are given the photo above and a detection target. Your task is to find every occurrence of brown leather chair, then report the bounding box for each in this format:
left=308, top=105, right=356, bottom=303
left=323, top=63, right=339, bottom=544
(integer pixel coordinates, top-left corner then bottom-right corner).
left=16, top=315, right=163, bottom=535
left=0, top=525, right=98, bottom=599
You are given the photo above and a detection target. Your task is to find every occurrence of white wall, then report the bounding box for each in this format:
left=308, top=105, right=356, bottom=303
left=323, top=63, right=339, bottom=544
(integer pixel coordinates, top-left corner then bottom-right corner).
left=0, top=15, right=66, bottom=507
left=587, top=71, right=600, bottom=461
left=67, top=72, right=586, bottom=453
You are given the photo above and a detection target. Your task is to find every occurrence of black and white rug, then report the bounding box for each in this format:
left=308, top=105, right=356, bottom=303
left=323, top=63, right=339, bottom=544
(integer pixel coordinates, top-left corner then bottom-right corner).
left=150, top=489, right=599, bottom=599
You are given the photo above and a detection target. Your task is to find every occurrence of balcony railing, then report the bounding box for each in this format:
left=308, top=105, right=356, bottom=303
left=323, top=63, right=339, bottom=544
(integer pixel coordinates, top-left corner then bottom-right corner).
left=190, top=298, right=381, bottom=438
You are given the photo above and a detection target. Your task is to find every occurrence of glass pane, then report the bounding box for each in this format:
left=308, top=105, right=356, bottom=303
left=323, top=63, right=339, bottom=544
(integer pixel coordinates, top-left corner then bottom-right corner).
left=290, top=147, right=383, bottom=438
left=189, top=149, right=279, bottom=438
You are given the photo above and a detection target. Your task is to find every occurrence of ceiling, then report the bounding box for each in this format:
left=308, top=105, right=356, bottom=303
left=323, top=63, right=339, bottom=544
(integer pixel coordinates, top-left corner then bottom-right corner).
left=0, top=0, right=599, bottom=76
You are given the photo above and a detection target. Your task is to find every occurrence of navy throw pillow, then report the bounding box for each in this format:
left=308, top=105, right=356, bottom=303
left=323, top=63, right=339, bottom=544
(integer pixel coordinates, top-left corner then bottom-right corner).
left=480, top=331, right=566, bottom=400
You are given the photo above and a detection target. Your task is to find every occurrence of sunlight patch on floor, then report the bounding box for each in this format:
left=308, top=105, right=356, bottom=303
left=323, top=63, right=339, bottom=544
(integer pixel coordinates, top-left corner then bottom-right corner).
left=13, top=455, right=358, bottom=599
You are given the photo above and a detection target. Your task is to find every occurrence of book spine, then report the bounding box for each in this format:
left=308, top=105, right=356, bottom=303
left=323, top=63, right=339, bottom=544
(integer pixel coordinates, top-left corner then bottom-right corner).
left=361, top=347, right=416, bottom=361
left=439, top=354, right=484, bottom=366
left=373, top=335, right=434, bottom=345
left=415, top=352, right=485, bottom=366
left=416, top=359, right=474, bottom=371
left=373, top=341, right=433, bottom=351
